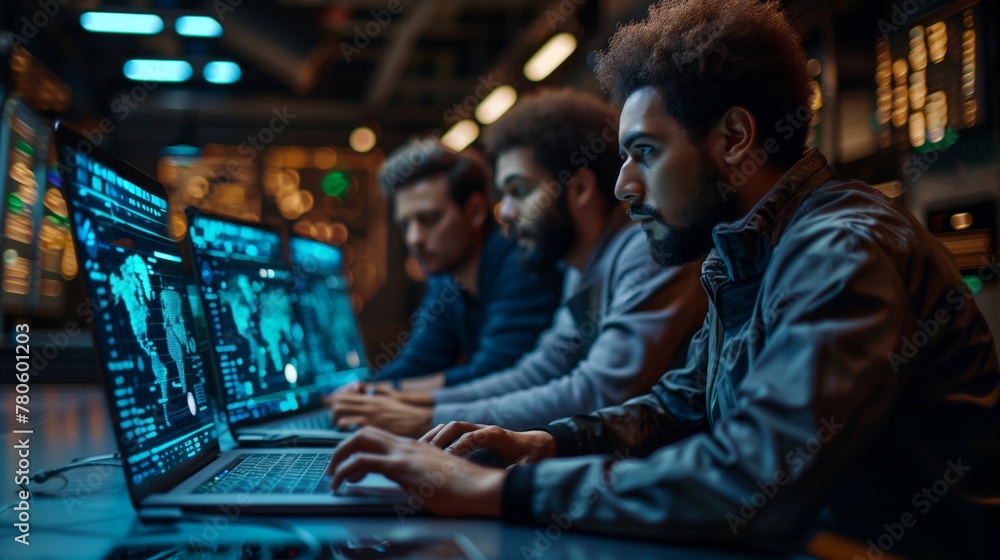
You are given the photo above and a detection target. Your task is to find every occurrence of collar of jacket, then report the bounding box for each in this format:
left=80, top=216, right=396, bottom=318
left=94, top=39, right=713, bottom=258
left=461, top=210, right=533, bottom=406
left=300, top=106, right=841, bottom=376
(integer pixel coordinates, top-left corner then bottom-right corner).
left=703, top=148, right=836, bottom=288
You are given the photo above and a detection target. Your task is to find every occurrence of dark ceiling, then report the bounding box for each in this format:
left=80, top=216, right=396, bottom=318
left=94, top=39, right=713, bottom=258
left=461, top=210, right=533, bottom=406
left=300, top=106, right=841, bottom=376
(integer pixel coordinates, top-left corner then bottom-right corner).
left=0, top=0, right=905, bottom=172
left=1, top=0, right=611, bottom=168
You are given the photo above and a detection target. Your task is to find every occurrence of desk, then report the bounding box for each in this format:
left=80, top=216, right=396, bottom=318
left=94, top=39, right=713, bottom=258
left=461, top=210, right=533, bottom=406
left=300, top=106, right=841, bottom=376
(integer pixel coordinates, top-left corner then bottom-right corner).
left=0, top=386, right=826, bottom=560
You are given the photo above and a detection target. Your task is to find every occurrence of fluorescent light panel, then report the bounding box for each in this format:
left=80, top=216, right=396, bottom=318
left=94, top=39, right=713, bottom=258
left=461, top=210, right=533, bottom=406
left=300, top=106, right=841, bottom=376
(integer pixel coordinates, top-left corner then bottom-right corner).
left=204, top=61, right=241, bottom=84
left=475, top=85, right=518, bottom=125
left=441, top=120, right=479, bottom=152
left=176, top=16, right=223, bottom=38
left=81, top=12, right=163, bottom=35
left=124, top=60, right=193, bottom=82
left=524, top=33, right=578, bottom=82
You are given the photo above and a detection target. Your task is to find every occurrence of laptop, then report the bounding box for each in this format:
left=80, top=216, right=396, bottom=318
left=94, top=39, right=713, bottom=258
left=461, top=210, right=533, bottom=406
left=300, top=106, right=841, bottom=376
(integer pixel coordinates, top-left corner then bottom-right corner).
left=185, top=210, right=352, bottom=445
left=288, top=235, right=369, bottom=393
left=55, top=121, right=403, bottom=514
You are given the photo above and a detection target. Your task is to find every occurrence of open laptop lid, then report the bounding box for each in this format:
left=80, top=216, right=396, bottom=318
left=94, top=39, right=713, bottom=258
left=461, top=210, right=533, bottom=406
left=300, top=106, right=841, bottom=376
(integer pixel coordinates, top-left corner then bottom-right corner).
left=288, top=235, right=367, bottom=393
left=54, top=121, right=222, bottom=509
left=185, top=209, right=321, bottom=430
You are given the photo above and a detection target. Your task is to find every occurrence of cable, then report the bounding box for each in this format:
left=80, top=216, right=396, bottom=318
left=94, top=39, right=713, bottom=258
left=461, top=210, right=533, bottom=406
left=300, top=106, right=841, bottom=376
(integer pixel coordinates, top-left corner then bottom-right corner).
left=4, top=452, right=322, bottom=558
left=16, top=451, right=123, bottom=493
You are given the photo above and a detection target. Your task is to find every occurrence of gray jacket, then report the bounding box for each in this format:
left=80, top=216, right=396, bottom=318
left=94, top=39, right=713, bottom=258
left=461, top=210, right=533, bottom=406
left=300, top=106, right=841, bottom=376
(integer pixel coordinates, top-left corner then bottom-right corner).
left=431, top=212, right=707, bottom=430
left=501, top=149, right=1000, bottom=557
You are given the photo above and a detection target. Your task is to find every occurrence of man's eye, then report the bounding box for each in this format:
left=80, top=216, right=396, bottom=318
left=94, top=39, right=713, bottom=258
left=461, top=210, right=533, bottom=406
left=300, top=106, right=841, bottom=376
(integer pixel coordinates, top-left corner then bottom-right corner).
left=504, top=185, right=529, bottom=199
left=417, top=213, right=442, bottom=226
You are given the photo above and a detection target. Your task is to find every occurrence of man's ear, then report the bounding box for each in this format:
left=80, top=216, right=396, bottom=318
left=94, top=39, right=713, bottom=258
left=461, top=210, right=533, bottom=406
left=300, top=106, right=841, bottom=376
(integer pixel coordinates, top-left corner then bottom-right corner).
left=463, top=191, right=490, bottom=229
left=566, top=168, right=599, bottom=213
left=710, top=106, right=758, bottom=168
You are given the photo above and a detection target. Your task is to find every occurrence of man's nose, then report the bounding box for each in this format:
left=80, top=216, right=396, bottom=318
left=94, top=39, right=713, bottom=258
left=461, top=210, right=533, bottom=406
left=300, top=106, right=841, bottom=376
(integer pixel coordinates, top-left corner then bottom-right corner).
left=615, top=161, right=644, bottom=202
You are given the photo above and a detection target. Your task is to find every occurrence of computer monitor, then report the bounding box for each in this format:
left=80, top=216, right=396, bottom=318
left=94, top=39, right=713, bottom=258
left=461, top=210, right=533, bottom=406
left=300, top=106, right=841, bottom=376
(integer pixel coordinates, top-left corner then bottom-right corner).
left=186, top=211, right=319, bottom=427
left=289, top=236, right=366, bottom=393
left=55, top=122, right=220, bottom=505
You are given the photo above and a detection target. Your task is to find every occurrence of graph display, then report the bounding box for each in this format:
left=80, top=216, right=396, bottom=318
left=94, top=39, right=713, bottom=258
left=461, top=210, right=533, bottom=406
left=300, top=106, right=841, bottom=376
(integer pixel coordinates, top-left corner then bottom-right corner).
left=61, top=144, right=217, bottom=490
left=290, top=236, right=367, bottom=392
left=188, top=215, right=315, bottom=425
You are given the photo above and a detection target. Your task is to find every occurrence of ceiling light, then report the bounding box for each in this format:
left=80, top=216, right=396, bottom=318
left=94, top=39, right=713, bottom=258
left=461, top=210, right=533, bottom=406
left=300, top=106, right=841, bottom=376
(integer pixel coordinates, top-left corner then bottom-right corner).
left=176, top=16, right=223, bottom=38
left=441, top=120, right=479, bottom=152
left=475, top=85, right=517, bottom=125
left=524, top=33, right=577, bottom=82
left=81, top=12, right=163, bottom=35
left=123, top=60, right=193, bottom=82
left=204, top=61, right=241, bottom=84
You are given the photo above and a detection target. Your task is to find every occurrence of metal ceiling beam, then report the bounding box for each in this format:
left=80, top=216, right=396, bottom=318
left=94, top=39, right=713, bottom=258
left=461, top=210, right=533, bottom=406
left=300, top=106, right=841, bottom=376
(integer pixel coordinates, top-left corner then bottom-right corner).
left=363, top=0, right=447, bottom=114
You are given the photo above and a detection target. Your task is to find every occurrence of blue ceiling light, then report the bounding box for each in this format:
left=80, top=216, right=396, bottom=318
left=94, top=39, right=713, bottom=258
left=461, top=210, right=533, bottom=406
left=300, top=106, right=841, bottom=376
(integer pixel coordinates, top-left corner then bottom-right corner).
left=176, top=16, right=223, bottom=38
left=123, top=60, right=193, bottom=82
left=81, top=12, right=163, bottom=35
left=203, top=61, right=242, bottom=84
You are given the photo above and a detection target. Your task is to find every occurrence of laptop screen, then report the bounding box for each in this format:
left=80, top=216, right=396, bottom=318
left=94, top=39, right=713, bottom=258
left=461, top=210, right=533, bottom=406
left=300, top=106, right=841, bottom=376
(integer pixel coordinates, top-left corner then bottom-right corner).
left=187, top=213, right=317, bottom=426
left=289, top=236, right=367, bottom=392
left=56, top=124, right=220, bottom=503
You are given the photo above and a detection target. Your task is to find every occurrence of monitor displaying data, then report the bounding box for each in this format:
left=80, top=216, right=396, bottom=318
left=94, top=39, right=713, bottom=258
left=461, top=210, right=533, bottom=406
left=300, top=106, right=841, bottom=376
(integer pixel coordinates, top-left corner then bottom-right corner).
left=290, top=236, right=366, bottom=392
left=58, top=129, right=218, bottom=497
left=187, top=214, right=315, bottom=425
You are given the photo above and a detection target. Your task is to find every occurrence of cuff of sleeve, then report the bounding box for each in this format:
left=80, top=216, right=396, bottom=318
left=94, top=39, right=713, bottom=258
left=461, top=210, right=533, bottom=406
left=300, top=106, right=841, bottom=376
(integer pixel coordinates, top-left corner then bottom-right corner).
left=430, top=405, right=457, bottom=427
left=537, top=423, right=578, bottom=457
left=501, top=464, right=537, bottom=525
left=431, top=387, right=459, bottom=404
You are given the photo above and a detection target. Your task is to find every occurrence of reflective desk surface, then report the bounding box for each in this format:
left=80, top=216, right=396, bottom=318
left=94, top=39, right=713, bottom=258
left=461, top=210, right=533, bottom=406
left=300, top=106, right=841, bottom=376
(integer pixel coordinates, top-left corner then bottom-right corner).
left=0, top=386, right=858, bottom=560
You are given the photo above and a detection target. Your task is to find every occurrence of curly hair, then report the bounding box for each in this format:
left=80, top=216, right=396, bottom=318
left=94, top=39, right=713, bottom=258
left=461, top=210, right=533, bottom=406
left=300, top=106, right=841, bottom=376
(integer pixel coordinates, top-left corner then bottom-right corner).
left=483, top=88, right=622, bottom=206
left=595, top=0, right=811, bottom=167
left=378, top=137, right=491, bottom=206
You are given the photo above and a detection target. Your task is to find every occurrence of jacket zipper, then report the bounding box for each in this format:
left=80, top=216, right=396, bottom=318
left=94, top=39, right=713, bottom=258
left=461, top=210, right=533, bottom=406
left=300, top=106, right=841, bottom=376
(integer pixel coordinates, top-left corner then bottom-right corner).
left=701, top=280, right=726, bottom=428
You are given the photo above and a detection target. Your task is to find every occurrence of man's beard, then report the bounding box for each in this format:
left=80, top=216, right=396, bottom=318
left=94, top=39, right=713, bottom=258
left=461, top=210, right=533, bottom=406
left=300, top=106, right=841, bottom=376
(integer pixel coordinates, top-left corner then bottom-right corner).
left=633, top=158, right=741, bottom=268
left=510, top=194, right=575, bottom=273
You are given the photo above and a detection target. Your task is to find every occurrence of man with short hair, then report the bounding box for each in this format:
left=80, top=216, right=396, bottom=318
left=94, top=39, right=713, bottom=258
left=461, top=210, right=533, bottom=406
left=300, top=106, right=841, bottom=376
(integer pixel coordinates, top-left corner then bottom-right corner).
left=332, top=89, right=706, bottom=436
left=366, top=139, right=562, bottom=390
left=326, top=1, right=1000, bottom=555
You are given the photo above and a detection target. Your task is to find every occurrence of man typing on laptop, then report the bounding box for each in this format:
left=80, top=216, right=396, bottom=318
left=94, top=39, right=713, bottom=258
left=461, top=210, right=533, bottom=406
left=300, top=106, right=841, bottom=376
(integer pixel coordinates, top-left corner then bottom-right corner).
left=330, top=89, right=706, bottom=436
left=365, top=139, right=563, bottom=390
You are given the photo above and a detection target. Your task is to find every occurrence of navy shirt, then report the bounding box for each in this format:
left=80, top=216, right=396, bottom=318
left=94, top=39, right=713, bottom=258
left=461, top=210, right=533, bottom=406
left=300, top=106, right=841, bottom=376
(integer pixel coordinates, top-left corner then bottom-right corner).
left=374, top=228, right=562, bottom=386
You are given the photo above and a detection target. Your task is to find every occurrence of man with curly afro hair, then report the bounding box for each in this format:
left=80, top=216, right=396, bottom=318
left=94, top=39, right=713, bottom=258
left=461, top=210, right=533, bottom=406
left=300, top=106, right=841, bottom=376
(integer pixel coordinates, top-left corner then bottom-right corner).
left=333, top=88, right=706, bottom=437
left=327, top=1, right=999, bottom=555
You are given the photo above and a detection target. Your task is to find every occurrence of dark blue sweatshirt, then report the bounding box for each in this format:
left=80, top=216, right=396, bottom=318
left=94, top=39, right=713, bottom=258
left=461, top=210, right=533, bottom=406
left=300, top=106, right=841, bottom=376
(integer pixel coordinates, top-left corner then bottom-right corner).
left=373, top=228, right=562, bottom=386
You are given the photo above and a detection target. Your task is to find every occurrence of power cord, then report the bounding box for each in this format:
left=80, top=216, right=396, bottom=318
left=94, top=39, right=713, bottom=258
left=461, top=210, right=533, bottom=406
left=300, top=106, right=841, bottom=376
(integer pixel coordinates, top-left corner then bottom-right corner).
left=17, top=451, right=123, bottom=493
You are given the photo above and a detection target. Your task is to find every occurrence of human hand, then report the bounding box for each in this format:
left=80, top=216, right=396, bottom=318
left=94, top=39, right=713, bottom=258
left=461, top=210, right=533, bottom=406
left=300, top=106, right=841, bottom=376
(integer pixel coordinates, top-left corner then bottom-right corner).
left=327, top=426, right=507, bottom=517
left=420, top=421, right=558, bottom=466
left=331, top=393, right=434, bottom=437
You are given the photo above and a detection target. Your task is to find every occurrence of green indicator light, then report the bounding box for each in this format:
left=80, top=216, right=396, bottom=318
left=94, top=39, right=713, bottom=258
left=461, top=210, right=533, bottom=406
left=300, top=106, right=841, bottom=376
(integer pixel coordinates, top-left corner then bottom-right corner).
left=962, top=275, right=983, bottom=295
left=322, top=171, right=350, bottom=198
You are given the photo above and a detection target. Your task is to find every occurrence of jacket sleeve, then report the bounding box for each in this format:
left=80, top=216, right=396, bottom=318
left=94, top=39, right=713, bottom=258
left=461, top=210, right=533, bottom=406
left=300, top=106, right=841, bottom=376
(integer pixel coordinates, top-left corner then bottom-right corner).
left=432, top=305, right=584, bottom=405
left=503, top=227, right=909, bottom=542
left=372, top=279, right=462, bottom=382
left=439, top=263, right=562, bottom=387
left=433, top=240, right=707, bottom=431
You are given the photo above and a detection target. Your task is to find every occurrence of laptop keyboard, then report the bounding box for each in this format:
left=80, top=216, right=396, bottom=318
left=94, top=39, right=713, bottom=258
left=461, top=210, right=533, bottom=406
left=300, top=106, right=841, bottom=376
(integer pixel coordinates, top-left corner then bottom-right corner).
left=194, top=454, right=333, bottom=495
